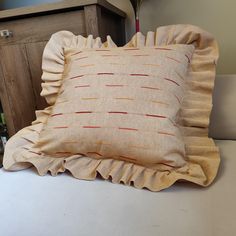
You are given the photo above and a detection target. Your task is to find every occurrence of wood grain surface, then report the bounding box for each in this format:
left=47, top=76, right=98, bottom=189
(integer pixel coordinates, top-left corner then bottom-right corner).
left=0, top=11, right=86, bottom=45
left=0, top=0, right=126, bottom=21
left=0, top=44, right=36, bottom=135
left=0, top=1, right=126, bottom=136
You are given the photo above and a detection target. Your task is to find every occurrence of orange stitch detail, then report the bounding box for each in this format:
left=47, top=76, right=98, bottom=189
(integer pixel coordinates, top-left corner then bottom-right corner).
left=71, top=51, right=82, bottom=56
left=53, top=126, right=68, bottom=129
left=158, top=162, right=176, bottom=168
left=144, top=63, right=160, bottom=67
left=119, top=127, right=138, bottom=131
left=80, top=64, right=94, bottom=67
left=115, top=97, right=134, bottom=101
left=75, top=56, right=88, bottom=61
left=146, top=114, right=166, bottom=118
left=164, top=78, right=180, bottom=86
left=174, top=94, right=181, bottom=104
left=97, top=72, right=114, bottom=75
left=28, top=150, right=42, bottom=155
left=55, top=152, right=72, bottom=155
left=166, top=56, right=181, bottom=63
left=119, top=155, right=137, bottom=162
left=106, top=84, right=124, bottom=87
left=155, top=47, right=172, bottom=51
left=75, top=111, right=93, bottom=114
left=158, top=131, right=175, bottom=136
left=185, top=54, right=191, bottom=63
left=51, top=113, right=63, bottom=117
left=75, top=85, right=90, bottom=88
left=70, top=75, right=85, bottom=80
left=87, top=152, right=103, bottom=157
left=151, top=100, right=169, bottom=106
left=130, top=73, right=149, bottom=76
left=81, top=97, right=98, bottom=100
left=83, top=126, right=101, bottom=129
left=141, top=86, right=160, bottom=90
left=108, top=111, right=128, bottom=114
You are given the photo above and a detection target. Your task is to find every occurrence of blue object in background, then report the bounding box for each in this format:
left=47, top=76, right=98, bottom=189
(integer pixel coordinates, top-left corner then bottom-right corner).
left=0, top=0, right=60, bottom=9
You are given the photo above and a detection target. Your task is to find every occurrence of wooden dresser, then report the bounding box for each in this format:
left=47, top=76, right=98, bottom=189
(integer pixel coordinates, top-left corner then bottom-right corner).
left=0, top=0, right=126, bottom=137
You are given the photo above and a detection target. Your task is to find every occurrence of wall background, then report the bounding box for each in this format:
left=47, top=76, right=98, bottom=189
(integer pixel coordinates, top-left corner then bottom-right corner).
left=0, top=0, right=235, bottom=74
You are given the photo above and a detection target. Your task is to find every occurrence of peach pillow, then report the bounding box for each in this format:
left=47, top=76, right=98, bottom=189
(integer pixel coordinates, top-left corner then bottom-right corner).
left=34, top=45, right=194, bottom=170
left=3, top=25, right=220, bottom=191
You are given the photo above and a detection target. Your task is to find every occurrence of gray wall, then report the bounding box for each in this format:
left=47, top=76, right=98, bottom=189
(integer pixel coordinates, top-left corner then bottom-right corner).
left=0, top=0, right=234, bottom=74
left=109, top=0, right=236, bottom=74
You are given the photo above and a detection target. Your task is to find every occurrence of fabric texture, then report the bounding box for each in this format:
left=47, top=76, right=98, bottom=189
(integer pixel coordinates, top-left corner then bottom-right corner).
left=35, top=44, right=194, bottom=169
left=3, top=25, right=220, bottom=191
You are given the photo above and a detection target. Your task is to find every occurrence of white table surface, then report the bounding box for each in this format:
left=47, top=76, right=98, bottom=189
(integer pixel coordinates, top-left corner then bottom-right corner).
left=0, top=140, right=235, bottom=236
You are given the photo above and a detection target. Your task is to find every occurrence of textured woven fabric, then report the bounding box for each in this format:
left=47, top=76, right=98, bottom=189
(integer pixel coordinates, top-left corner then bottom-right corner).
left=35, top=45, right=194, bottom=169
left=3, top=25, right=220, bottom=191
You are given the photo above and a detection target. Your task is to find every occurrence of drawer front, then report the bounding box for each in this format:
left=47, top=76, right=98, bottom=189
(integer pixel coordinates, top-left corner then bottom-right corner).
left=0, top=10, right=86, bottom=45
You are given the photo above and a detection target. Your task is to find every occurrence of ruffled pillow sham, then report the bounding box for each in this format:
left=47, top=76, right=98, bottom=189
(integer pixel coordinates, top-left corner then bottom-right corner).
left=3, top=25, right=220, bottom=191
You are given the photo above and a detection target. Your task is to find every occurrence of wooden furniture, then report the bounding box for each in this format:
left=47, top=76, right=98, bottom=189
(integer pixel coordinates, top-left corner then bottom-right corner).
left=0, top=0, right=126, bottom=137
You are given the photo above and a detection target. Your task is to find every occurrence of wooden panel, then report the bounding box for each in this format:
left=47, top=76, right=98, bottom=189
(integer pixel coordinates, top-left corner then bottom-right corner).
left=84, top=5, right=102, bottom=39
left=0, top=1, right=126, bottom=137
left=84, top=5, right=126, bottom=45
left=0, top=0, right=126, bottom=21
left=0, top=61, right=15, bottom=136
left=25, top=41, right=48, bottom=110
left=0, top=44, right=36, bottom=136
left=100, top=8, right=126, bottom=46
left=0, top=10, right=86, bottom=45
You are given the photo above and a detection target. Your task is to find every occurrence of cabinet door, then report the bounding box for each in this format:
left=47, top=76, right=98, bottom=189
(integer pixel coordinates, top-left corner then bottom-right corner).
left=0, top=44, right=36, bottom=136
left=25, top=41, right=48, bottom=110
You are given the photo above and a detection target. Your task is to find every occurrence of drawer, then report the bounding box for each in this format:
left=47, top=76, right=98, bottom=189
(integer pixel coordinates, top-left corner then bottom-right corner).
left=0, top=10, right=86, bottom=45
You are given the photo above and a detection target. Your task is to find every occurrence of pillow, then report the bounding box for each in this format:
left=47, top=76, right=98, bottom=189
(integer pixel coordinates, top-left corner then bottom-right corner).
left=3, top=25, right=220, bottom=191
left=34, top=44, right=194, bottom=169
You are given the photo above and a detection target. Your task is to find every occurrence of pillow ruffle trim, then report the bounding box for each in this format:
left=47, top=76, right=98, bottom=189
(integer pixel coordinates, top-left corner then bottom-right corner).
left=40, top=31, right=117, bottom=105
